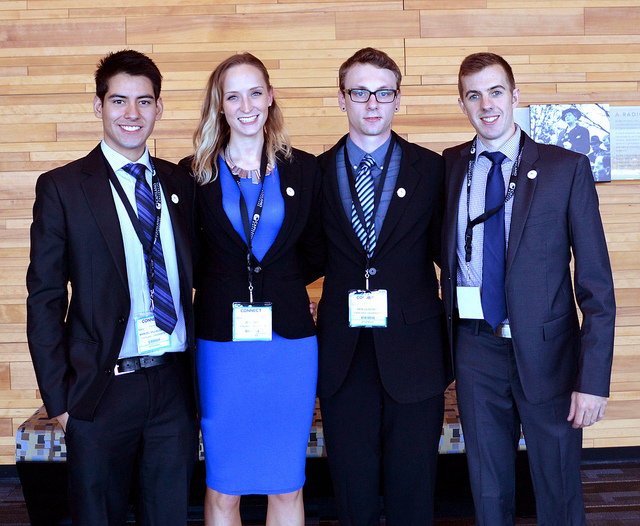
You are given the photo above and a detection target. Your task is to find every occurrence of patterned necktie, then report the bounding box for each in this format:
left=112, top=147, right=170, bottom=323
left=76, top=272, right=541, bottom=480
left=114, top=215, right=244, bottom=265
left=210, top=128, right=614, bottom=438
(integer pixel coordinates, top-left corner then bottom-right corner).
left=123, top=163, right=177, bottom=335
left=480, top=151, right=507, bottom=330
left=351, top=154, right=377, bottom=257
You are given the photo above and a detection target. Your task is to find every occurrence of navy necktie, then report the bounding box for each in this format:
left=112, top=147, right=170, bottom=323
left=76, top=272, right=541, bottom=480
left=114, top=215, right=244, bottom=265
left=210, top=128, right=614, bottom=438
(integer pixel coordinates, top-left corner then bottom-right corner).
left=123, top=163, right=177, bottom=335
left=351, top=154, right=377, bottom=257
left=480, top=151, right=507, bottom=330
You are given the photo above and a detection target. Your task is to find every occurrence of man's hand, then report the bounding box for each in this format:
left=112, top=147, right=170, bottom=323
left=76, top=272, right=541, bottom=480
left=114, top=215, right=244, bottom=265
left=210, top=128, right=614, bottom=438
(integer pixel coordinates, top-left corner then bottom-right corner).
left=55, top=412, right=69, bottom=433
left=567, top=392, right=607, bottom=429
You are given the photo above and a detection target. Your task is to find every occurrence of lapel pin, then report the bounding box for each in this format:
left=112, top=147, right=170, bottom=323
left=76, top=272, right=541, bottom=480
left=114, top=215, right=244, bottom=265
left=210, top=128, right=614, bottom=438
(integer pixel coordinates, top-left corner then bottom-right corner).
left=286, top=187, right=295, bottom=196
left=527, top=170, right=537, bottom=180
left=397, top=187, right=406, bottom=198
left=171, top=194, right=179, bottom=204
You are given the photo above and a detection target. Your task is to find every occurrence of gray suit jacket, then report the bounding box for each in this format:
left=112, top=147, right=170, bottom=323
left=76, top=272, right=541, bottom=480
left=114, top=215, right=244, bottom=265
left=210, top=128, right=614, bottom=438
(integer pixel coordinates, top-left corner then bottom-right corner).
left=441, top=133, right=615, bottom=404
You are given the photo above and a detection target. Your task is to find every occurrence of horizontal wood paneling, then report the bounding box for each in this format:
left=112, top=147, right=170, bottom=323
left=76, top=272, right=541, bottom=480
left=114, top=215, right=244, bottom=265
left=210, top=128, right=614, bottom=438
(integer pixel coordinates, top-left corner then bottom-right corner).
left=0, top=0, right=638, bottom=465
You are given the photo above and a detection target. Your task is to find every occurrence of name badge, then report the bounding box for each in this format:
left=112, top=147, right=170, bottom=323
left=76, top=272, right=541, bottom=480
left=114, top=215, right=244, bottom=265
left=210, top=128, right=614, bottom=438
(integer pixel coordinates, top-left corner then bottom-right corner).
left=135, top=314, right=171, bottom=354
left=456, top=286, right=484, bottom=319
left=348, top=289, right=388, bottom=327
left=232, top=302, right=273, bottom=341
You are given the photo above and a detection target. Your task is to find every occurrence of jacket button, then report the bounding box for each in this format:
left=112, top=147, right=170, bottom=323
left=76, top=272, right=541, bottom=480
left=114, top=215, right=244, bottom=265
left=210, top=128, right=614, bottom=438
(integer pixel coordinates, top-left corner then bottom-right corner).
left=254, top=266, right=262, bottom=273
left=104, top=369, right=112, bottom=375
left=369, top=267, right=377, bottom=275
left=118, top=317, right=126, bottom=323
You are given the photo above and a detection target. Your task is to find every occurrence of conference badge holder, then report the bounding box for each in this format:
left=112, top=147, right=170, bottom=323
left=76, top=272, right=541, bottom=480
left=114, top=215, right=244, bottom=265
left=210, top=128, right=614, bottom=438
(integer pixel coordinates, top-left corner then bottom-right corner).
left=232, top=302, right=273, bottom=341
left=134, top=313, right=171, bottom=354
left=348, top=289, right=388, bottom=327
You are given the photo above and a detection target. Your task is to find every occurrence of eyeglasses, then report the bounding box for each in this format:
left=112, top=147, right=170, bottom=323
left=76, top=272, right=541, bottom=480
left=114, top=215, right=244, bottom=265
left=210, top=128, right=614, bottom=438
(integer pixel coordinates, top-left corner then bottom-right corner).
left=343, top=89, right=398, bottom=104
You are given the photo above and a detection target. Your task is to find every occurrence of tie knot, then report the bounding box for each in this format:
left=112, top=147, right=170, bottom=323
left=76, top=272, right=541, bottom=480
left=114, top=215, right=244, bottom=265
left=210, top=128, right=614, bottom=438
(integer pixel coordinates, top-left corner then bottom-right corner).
left=358, top=154, right=376, bottom=173
left=123, top=162, right=147, bottom=181
left=481, top=151, right=506, bottom=166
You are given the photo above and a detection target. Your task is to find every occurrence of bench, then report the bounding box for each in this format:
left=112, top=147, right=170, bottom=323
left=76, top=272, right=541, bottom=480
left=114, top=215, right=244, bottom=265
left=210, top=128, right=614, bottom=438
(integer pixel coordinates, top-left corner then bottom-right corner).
left=15, top=385, right=527, bottom=524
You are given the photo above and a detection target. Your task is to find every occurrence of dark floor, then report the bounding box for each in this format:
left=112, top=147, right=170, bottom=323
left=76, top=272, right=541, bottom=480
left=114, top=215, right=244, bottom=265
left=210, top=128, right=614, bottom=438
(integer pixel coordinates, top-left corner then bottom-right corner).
left=1, top=463, right=639, bottom=525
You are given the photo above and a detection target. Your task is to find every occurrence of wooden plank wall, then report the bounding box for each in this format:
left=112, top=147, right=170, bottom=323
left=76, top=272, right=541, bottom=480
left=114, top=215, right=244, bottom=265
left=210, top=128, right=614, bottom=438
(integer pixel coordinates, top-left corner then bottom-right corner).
left=0, top=0, right=639, bottom=464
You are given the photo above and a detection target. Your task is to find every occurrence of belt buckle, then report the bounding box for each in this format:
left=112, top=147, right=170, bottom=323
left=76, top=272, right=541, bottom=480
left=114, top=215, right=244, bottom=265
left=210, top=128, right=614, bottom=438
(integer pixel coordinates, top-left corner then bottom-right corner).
left=114, top=363, right=135, bottom=376
left=494, top=323, right=512, bottom=339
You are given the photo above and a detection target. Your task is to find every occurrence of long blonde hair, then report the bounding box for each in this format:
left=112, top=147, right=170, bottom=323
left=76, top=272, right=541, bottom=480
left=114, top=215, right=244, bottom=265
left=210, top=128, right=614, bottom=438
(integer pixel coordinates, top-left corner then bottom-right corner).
left=191, top=53, right=292, bottom=185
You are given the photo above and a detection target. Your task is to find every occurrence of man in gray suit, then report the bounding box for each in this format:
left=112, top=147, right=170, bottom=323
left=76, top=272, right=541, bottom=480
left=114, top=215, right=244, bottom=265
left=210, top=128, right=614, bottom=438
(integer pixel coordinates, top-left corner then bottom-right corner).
left=441, top=52, right=615, bottom=525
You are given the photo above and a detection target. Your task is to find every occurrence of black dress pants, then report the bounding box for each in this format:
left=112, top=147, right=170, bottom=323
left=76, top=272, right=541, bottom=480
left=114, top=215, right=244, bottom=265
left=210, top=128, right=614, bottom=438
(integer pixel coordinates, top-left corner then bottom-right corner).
left=320, top=329, right=445, bottom=526
left=65, top=355, right=199, bottom=526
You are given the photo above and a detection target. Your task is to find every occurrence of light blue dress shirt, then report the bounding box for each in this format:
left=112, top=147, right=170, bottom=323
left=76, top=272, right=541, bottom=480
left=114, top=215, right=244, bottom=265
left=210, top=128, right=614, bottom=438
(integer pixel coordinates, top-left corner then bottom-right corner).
left=101, top=141, right=187, bottom=359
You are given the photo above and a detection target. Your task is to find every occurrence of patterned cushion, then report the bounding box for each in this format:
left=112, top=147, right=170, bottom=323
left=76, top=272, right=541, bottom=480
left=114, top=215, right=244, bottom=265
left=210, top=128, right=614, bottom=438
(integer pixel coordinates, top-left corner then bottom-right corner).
left=15, top=387, right=525, bottom=462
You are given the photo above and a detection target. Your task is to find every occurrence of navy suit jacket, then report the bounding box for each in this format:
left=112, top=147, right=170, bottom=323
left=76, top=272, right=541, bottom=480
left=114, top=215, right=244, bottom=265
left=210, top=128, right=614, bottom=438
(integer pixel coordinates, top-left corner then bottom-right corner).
left=317, top=133, right=452, bottom=403
left=27, top=145, right=197, bottom=421
left=441, top=133, right=615, bottom=404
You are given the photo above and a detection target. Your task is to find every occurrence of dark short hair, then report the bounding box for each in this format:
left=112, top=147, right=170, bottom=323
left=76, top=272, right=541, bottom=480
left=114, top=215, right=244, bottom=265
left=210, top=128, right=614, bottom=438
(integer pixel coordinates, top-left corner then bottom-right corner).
left=458, top=52, right=515, bottom=98
left=95, top=50, right=162, bottom=102
left=338, top=47, right=402, bottom=91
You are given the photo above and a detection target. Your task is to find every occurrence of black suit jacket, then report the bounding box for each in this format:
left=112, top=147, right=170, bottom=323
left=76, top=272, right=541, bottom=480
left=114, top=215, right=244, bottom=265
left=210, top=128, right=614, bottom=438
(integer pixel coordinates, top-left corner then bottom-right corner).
left=179, top=148, right=324, bottom=341
left=316, top=133, right=451, bottom=403
left=26, top=145, right=197, bottom=421
left=441, top=133, right=616, bottom=404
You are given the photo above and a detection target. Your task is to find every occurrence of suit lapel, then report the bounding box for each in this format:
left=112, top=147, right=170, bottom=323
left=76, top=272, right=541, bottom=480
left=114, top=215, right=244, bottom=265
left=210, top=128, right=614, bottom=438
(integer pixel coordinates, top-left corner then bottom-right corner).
left=200, top=170, right=249, bottom=254
left=446, top=144, right=472, bottom=274
left=260, top=156, right=300, bottom=265
left=506, top=135, right=540, bottom=274
left=81, top=146, right=129, bottom=290
left=154, top=159, right=192, bottom=285
left=321, top=135, right=368, bottom=257
left=374, top=135, right=420, bottom=257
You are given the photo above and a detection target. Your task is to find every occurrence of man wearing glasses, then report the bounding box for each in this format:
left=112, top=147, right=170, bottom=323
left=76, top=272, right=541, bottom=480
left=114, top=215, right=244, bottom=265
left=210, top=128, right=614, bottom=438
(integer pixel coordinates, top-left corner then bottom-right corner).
left=316, top=48, right=451, bottom=525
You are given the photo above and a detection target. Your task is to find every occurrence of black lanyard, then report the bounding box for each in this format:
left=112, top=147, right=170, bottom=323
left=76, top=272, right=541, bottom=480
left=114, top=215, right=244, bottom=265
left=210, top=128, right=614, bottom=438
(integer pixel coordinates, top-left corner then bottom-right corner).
left=463, top=134, right=525, bottom=264
left=344, top=135, right=396, bottom=266
left=107, top=158, right=163, bottom=310
left=224, top=147, right=269, bottom=304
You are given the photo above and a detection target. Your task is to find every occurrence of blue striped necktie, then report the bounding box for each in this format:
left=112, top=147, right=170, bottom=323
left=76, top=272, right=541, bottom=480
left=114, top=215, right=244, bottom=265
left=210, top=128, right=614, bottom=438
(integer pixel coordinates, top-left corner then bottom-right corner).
left=351, top=154, right=377, bottom=257
left=123, top=163, right=177, bottom=335
left=480, top=151, right=507, bottom=330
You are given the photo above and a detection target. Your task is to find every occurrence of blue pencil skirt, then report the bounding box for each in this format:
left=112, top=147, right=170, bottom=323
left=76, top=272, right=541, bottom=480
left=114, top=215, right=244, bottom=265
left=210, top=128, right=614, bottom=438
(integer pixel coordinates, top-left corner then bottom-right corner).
left=196, top=334, right=318, bottom=495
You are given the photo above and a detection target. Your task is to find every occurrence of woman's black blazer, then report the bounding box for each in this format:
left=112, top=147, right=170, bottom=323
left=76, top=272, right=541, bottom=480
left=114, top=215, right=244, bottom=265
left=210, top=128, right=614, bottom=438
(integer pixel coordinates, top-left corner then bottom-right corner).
left=180, top=148, right=325, bottom=342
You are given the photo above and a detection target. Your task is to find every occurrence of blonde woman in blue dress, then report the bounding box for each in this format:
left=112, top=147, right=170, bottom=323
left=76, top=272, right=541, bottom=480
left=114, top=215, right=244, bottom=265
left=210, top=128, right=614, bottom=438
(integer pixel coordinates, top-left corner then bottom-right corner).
left=181, top=53, right=324, bottom=526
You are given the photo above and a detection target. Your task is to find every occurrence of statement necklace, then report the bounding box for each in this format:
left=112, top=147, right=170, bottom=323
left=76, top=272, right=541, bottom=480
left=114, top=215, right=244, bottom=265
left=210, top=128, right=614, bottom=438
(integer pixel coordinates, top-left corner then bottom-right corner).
left=224, top=145, right=270, bottom=184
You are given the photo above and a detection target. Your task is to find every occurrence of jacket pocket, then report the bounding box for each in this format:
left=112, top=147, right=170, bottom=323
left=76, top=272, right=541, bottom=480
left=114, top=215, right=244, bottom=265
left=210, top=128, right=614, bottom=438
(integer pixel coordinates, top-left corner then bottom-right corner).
left=542, top=311, right=574, bottom=341
left=402, top=298, right=445, bottom=325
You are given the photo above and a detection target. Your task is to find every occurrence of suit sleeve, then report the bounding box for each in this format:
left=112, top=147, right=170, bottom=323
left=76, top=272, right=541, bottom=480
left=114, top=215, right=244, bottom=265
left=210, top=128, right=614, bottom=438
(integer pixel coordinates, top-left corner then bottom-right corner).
left=296, top=156, right=327, bottom=285
left=568, top=155, right=616, bottom=397
left=26, top=173, right=70, bottom=418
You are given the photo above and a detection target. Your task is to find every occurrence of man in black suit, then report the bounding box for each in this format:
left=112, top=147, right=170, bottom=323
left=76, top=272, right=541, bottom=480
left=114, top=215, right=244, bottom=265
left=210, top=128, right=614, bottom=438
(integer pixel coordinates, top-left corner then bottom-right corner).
left=441, top=53, right=615, bottom=525
left=26, top=50, right=198, bottom=525
left=316, top=47, right=451, bottom=526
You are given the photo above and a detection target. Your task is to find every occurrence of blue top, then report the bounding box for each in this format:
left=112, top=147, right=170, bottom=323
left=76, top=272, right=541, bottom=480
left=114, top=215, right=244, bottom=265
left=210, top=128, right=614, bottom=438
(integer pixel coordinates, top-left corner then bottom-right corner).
left=219, top=155, right=284, bottom=261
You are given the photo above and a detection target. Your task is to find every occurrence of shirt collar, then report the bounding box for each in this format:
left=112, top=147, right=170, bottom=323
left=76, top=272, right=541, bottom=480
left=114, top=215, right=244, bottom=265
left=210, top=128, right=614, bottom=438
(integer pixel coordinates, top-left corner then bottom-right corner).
left=100, top=140, right=152, bottom=177
left=346, top=134, right=393, bottom=171
left=475, top=125, right=521, bottom=163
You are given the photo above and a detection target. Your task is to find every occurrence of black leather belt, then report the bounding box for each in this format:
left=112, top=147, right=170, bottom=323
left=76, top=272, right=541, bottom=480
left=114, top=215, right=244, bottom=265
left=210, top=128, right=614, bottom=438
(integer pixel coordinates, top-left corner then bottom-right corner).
left=114, top=353, right=179, bottom=376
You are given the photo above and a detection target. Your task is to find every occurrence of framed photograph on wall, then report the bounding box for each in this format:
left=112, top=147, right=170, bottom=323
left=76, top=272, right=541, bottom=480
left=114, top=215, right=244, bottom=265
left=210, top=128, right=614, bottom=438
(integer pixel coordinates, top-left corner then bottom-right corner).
left=530, top=104, right=611, bottom=182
